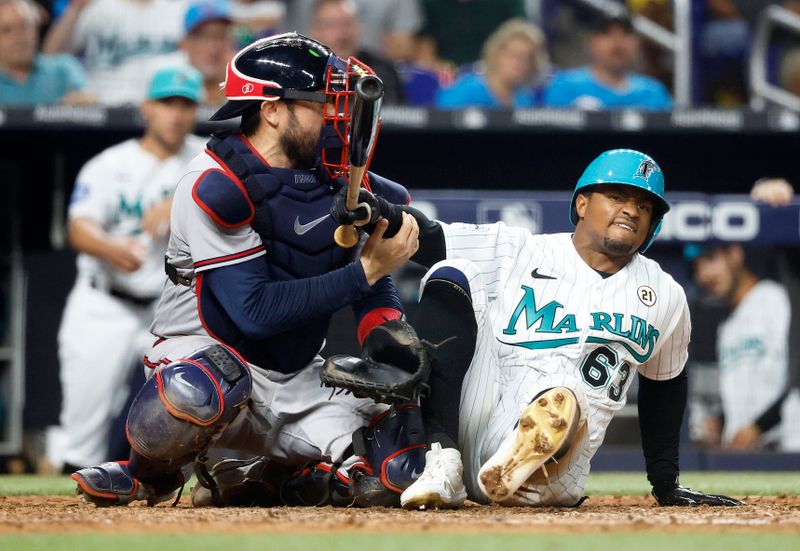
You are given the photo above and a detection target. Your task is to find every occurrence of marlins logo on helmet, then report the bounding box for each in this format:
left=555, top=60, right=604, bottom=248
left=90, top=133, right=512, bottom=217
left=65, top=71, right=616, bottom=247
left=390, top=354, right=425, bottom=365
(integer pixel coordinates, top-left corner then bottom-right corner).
left=634, top=159, right=661, bottom=183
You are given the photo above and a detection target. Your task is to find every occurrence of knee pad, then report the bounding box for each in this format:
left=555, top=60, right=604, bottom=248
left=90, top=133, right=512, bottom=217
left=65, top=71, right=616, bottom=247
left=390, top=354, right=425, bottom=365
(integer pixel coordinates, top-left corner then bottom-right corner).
left=126, top=345, right=252, bottom=465
left=352, top=404, right=426, bottom=499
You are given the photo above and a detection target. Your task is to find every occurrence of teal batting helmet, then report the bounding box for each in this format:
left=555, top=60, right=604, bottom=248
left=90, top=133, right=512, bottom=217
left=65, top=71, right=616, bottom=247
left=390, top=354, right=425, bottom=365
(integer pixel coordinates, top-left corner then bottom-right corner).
left=569, top=149, right=669, bottom=253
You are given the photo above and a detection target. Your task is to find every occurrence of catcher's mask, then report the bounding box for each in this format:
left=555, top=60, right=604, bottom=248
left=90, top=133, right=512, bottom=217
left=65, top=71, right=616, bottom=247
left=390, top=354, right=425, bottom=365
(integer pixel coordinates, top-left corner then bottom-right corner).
left=210, top=32, right=377, bottom=179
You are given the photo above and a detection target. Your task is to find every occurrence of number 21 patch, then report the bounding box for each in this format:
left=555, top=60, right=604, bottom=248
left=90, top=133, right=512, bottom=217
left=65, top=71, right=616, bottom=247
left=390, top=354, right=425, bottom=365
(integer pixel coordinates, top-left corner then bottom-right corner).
left=637, top=285, right=657, bottom=306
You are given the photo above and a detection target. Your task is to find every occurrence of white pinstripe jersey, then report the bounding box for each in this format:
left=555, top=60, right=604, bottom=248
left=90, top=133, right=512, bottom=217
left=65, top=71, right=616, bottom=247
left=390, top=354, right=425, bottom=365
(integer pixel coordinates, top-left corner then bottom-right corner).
left=718, top=280, right=789, bottom=445
left=442, top=222, right=690, bottom=415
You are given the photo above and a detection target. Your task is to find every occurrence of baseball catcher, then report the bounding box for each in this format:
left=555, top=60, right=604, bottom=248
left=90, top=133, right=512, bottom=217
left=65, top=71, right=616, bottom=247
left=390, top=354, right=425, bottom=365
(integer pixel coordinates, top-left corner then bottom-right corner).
left=71, top=33, right=427, bottom=509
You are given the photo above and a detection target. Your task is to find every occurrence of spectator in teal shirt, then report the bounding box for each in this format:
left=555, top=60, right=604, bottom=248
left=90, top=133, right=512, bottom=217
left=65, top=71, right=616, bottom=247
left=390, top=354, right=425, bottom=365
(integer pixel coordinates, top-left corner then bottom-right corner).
left=0, top=0, right=92, bottom=105
left=543, top=11, right=672, bottom=110
left=436, top=18, right=548, bottom=109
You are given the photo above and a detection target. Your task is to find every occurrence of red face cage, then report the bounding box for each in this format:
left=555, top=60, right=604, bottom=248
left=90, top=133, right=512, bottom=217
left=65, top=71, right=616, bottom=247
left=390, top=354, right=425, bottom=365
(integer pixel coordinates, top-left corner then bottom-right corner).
left=320, top=56, right=381, bottom=183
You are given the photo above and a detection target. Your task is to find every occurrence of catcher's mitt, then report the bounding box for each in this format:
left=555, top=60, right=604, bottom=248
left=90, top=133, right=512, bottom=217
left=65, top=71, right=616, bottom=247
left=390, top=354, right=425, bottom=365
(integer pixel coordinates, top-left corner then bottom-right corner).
left=321, top=319, right=431, bottom=403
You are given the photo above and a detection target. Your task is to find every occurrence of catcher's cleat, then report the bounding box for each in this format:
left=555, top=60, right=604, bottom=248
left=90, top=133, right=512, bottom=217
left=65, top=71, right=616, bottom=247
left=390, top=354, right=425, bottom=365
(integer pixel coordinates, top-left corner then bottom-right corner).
left=191, top=456, right=286, bottom=507
left=478, top=387, right=579, bottom=503
left=400, top=443, right=467, bottom=510
left=72, top=461, right=175, bottom=507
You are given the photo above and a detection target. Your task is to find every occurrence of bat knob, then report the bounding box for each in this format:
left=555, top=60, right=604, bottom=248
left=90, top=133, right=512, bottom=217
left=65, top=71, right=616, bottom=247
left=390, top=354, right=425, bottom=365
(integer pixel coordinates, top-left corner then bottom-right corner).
left=334, top=224, right=359, bottom=248
left=355, top=75, right=384, bottom=103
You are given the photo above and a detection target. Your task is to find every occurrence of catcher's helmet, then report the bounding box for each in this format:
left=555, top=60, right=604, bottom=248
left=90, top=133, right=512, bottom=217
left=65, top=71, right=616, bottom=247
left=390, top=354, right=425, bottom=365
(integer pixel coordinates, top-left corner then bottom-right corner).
left=210, top=32, right=377, bottom=179
left=569, top=149, right=669, bottom=253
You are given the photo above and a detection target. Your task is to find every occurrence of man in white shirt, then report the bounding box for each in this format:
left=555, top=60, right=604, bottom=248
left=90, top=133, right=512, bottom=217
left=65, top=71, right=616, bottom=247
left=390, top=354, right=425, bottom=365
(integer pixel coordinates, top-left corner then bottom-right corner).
left=688, top=242, right=796, bottom=451
left=52, top=65, right=206, bottom=472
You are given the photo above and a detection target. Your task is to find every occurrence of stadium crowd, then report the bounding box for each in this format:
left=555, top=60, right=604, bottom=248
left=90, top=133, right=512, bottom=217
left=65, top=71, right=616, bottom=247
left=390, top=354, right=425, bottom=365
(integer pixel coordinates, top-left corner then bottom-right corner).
left=2, top=0, right=800, bottom=109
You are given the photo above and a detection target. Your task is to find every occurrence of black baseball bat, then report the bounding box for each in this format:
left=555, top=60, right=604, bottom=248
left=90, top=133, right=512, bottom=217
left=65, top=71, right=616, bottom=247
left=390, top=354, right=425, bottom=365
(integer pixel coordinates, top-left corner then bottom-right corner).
left=334, top=75, right=384, bottom=248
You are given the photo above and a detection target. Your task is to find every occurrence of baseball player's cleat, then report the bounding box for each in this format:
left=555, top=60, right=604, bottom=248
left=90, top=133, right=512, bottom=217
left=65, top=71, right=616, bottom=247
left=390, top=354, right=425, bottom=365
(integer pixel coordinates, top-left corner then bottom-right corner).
left=72, top=461, right=177, bottom=507
left=478, top=387, right=579, bottom=503
left=400, top=442, right=467, bottom=510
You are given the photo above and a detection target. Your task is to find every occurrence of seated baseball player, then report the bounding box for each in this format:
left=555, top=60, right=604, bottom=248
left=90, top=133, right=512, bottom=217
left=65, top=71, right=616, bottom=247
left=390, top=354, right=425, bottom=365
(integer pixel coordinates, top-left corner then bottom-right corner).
left=71, top=33, right=428, bottom=508
left=325, top=149, right=744, bottom=509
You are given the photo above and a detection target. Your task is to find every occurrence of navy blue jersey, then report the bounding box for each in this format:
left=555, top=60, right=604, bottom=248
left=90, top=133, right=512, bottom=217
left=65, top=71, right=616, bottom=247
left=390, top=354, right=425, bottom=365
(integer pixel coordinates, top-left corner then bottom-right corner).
left=160, top=132, right=408, bottom=373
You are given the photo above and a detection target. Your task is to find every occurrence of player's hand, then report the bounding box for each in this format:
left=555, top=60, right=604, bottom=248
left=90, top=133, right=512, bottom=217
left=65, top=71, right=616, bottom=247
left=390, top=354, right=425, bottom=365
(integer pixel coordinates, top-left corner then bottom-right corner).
left=359, top=213, right=419, bottom=285
left=142, top=198, right=172, bottom=239
left=728, top=423, right=761, bottom=450
left=61, top=90, right=97, bottom=106
left=69, top=0, right=92, bottom=10
left=103, top=237, right=146, bottom=272
left=750, top=178, right=794, bottom=207
left=694, top=416, right=723, bottom=448
left=330, top=186, right=381, bottom=227
left=652, top=484, right=743, bottom=506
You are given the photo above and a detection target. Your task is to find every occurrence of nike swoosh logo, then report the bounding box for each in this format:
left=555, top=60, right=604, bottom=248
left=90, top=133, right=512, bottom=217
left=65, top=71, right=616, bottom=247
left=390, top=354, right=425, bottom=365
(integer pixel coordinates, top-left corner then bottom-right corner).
left=293, top=214, right=330, bottom=235
left=531, top=268, right=557, bottom=280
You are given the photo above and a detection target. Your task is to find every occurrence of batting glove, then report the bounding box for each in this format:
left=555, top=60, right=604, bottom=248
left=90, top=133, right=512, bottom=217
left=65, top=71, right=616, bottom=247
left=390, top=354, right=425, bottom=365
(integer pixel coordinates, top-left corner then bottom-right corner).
left=330, top=186, right=404, bottom=236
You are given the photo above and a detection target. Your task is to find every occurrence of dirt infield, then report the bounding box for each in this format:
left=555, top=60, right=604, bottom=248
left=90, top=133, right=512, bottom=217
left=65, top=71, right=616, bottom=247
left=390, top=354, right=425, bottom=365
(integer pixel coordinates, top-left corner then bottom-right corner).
left=1, top=495, right=799, bottom=534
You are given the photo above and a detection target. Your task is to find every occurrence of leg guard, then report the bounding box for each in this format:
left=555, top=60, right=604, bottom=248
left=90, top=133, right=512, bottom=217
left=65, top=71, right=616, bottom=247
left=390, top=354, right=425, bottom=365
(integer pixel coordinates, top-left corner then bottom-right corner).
left=72, top=461, right=145, bottom=507
left=126, top=344, right=252, bottom=466
left=350, top=403, right=427, bottom=507
left=74, top=345, right=251, bottom=507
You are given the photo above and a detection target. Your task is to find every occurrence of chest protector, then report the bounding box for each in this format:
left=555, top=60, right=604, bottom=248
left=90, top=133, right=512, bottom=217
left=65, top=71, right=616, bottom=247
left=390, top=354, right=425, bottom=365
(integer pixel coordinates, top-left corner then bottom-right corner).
left=208, top=133, right=356, bottom=279
left=197, top=133, right=357, bottom=373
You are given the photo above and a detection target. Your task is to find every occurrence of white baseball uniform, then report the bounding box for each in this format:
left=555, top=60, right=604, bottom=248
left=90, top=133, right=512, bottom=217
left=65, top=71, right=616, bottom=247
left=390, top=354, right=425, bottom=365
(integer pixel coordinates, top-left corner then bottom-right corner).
left=55, top=136, right=205, bottom=468
left=424, top=223, right=690, bottom=505
left=717, top=279, right=795, bottom=449
left=70, top=0, right=188, bottom=105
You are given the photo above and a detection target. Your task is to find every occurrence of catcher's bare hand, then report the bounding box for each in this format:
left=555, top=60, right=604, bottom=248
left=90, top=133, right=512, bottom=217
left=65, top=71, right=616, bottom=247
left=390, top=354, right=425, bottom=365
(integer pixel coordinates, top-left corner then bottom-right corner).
left=360, top=214, right=419, bottom=285
left=653, top=484, right=743, bottom=506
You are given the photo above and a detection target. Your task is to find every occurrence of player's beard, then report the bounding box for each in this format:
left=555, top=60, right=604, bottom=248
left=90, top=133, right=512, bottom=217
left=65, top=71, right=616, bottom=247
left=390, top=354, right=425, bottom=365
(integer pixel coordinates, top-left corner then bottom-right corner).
left=280, top=104, right=319, bottom=169
left=602, top=236, right=637, bottom=257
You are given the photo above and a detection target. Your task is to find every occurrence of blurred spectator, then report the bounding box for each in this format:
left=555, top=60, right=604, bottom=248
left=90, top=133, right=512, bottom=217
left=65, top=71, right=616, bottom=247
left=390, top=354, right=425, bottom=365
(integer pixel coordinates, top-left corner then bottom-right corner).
left=436, top=18, right=547, bottom=109
left=42, top=0, right=188, bottom=105
left=50, top=66, right=205, bottom=472
left=230, top=0, right=284, bottom=47
left=176, top=0, right=236, bottom=106
left=687, top=243, right=795, bottom=451
left=780, top=48, right=800, bottom=97
left=627, top=0, right=674, bottom=86
left=309, top=0, right=406, bottom=104
left=700, top=1, right=800, bottom=106
left=416, top=0, right=526, bottom=69
left=750, top=178, right=800, bottom=451
left=285, top=0, right=423, bottom=62
left=0, top=0, right=92, bottom=105
left=543, top=10, right=672, bottom=110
